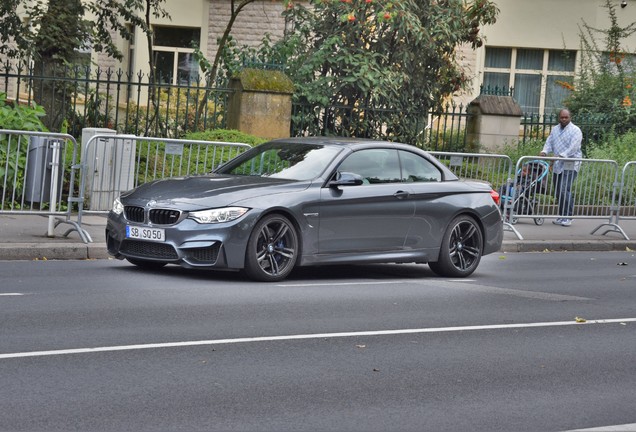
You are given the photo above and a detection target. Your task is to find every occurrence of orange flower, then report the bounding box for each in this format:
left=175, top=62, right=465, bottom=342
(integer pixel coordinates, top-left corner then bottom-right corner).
left=623, top=95, right=632, bottom=107
left=555, top=80, right=575, bottom=91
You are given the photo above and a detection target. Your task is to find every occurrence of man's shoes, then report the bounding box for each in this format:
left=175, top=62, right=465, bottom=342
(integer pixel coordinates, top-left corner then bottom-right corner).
left=560, top=218, right=572, bottom=226
left=552, top=218, right=564, bottom=225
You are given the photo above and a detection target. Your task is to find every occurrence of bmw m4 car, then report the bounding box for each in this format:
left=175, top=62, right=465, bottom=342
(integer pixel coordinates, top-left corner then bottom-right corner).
left=106, top=137, right=503, bottom=281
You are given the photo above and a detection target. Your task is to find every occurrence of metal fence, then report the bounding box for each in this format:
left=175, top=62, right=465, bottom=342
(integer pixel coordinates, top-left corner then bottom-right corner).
left=291, top=102, right=469, bottom=152
left=429, top=151, right=514, bottom=188
left=2, top=64, right=615, bottom=152
left=4, top=127, right=635, bottom=243
left=80, top=134, right=251, bottom=215
left=1, top=63, right=231, bottom=139
left=502, top=156, right=627, bottom=239
left=1, top=129, right=252, bottom=241
left=0, top=129, right=90, bottom=241
left=610, top=161, right=636, bottom=225
left=520, top=113, right=611, bottom=152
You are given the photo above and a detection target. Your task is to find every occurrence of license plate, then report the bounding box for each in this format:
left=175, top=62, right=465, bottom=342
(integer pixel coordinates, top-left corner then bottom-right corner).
left=126, top=226, right=165, bottom=242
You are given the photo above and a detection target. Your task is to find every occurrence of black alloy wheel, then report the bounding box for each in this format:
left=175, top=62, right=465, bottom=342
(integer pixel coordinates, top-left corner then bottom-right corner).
left=428, top=215, right=483, bottom=278
left=244, top=214, right=299, bottom=282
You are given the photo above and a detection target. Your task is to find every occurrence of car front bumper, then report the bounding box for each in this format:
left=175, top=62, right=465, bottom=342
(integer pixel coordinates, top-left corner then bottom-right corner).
left=105, top=211, right=260, bottom=270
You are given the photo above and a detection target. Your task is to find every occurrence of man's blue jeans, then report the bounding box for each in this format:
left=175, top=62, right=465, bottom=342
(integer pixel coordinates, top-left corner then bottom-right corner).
left=552, top=170, right=578, bottom=217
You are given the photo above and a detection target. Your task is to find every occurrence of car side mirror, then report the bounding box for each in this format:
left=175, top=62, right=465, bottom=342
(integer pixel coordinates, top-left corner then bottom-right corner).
left=329, top=171, right=364, bottom=187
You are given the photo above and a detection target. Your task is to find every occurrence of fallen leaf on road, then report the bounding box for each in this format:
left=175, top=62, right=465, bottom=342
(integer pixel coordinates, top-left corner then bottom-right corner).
left=575, top=316, right=587, bottom=323
left=626, top=247, right=633, bottom=252
left=499, top=255, right=507, bottom=260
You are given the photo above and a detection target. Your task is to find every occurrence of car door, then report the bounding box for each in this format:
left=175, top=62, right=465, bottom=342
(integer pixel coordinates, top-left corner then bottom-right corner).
left=397, top=149, right=450, bottom=250
left=318, top=148, right=415, bottom=254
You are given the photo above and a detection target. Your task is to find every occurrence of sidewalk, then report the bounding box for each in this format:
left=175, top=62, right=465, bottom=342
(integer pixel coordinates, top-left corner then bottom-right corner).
left=1, top=214, right=636, bottom=261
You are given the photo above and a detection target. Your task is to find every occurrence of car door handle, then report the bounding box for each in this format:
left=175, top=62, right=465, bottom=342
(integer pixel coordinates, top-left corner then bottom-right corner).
left=393, top=190, right=410, bottom=199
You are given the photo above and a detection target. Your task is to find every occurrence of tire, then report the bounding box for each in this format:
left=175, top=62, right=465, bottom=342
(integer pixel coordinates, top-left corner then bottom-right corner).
left=126, top=258, right=167, bottom=269
left=534, top=218, right=544, bottom=226
left=428, top=215, right=483, bottom=278
left=244, top=214, right=299, bottom=282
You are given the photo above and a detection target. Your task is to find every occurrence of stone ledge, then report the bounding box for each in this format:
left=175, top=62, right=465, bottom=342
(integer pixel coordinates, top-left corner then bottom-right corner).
left=0, top=242, right=111, bottom=261
left=501, top=240, right=636, bottom=253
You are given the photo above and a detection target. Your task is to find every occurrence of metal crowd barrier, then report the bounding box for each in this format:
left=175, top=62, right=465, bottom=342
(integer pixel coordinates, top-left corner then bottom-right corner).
left=429, top=151, right=514, bottom=188
left=0, top=129, right=91, bottom=242
left=80, top=134, right=252, bottom=216
left=591, top=161, right=636, bottom=239
left=502, top=156, right=627, bottom=240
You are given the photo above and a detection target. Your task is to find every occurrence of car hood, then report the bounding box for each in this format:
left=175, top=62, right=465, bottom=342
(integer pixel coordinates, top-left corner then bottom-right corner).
left=120, top=174, right=307, bottom=210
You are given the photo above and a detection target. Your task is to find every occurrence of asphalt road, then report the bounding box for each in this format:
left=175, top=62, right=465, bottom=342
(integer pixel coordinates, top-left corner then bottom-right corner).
left=1, top=252, right=636, bottom=432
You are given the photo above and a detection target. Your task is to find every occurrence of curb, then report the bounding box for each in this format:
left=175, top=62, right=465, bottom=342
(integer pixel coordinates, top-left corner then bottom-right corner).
left=1, top=241, right=634, bottom=261
left=500, top=240, right=636, bottom=253
left=0, top=243, right=111, bottom=261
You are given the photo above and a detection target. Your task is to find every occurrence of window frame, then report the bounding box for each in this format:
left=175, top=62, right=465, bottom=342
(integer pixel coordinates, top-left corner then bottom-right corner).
left=482, top=47, right=577, bottom=116
left=151, top=25, right=201, bottom=85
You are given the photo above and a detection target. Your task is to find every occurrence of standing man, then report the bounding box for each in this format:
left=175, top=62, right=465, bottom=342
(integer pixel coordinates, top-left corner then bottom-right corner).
left=540, top=108, right=582, bottom=227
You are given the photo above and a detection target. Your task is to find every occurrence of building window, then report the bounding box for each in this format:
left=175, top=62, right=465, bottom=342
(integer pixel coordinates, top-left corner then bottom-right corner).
left=482, top=47, right=576, bottom=115
left=152, top=26, right=201, bottom=85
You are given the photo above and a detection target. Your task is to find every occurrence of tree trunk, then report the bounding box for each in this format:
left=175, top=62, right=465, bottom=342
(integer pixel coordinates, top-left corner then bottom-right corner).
left=32, top=0, right=86, bottom=132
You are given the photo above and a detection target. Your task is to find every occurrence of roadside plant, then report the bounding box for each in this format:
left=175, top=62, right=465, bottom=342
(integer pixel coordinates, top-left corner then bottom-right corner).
left=0, top=93, right=48, bottom=209
left=565, top=0, right=636, bottom=133
left=224, top=0, right=498, bottom=143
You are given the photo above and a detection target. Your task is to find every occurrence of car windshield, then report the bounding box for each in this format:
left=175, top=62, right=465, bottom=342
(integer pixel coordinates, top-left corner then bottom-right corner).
left=216, top=142, right=342, bottom=181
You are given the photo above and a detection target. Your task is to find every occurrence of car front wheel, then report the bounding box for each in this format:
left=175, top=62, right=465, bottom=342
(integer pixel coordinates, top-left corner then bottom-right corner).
left=428, top=215, right=483, bottom=278
left=244, top=214, right=299, bottom=282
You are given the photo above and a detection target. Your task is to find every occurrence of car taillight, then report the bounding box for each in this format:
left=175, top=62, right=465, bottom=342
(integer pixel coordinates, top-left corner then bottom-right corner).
left=490, top=189, right=500, bottom=205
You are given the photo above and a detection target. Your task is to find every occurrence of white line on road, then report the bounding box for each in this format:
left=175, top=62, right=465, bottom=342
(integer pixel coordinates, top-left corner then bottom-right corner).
left=1, top=318, right=634, bottom=360
left=278, top=281, right=406, bottom=287
left=566, top=424, right=636, bottom=431
left=0, top=293, right=24, bottom=296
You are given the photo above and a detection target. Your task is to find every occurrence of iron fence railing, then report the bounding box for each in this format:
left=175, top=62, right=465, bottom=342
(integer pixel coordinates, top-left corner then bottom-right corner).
left=1, top=63, right=613, bottom=152
left=521, top=112, right=611, bottom=153
left=1, top=62, right=232, bottom=139
left=290, top=102, right=469, bottom=152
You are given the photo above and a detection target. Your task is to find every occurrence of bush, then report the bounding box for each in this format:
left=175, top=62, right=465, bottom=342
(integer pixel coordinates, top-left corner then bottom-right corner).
left=0, top=93, right=49, bottom=209
left=184, top=129, right=268, bottom=146
left=0, top=93, right=47, bottom=131
left=586, top=131, right=636, bottom=166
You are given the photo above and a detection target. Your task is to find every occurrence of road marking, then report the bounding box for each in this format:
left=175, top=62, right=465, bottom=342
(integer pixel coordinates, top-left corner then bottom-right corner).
left=0, top=293, right=24, bottom=296
left=278, top=281, right=406, bottom=287
left=1, top=318, right=634, bottom=360
left=566, top=424, right=636, bottom=431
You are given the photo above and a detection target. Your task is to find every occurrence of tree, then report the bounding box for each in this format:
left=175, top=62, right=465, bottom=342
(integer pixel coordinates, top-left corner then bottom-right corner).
left=0, top=0, right=169, bottom=131
left=194, top=0, right=264, bottom=119
left=565, top=0, right=636, bottom=134
left=256, top=0, right=498, bottom=141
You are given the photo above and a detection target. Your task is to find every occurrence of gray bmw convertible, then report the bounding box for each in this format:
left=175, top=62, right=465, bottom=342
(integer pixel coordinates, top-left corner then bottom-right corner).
left=106, top=137, right=503, bottom=281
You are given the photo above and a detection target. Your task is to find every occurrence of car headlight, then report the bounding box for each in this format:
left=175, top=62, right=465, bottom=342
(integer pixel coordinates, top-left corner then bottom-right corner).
left=189, top=207, right=249, bottom=224
left=112, top=197, right=124, bottom=215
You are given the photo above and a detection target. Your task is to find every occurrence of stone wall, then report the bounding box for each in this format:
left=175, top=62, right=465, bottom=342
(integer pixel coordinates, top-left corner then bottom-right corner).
left=207, top=0, right=292, bottom=60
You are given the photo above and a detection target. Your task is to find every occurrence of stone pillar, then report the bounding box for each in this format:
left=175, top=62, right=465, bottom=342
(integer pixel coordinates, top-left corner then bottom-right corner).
left=227, top=68, right=294, bottom=139
left=465, top=95, right=523, bottom=152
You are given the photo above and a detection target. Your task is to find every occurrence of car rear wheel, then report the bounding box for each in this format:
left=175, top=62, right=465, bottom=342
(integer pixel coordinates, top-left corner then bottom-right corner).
left=428, top=215, right=483, bottom=278
left=244, top=214, right=298, bottom=282
left=126, top=258, right=167, bottom=269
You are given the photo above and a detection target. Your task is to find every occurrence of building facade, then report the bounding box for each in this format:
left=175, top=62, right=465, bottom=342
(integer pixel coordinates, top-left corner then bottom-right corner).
left=4, top=0, right=636, bottom=117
